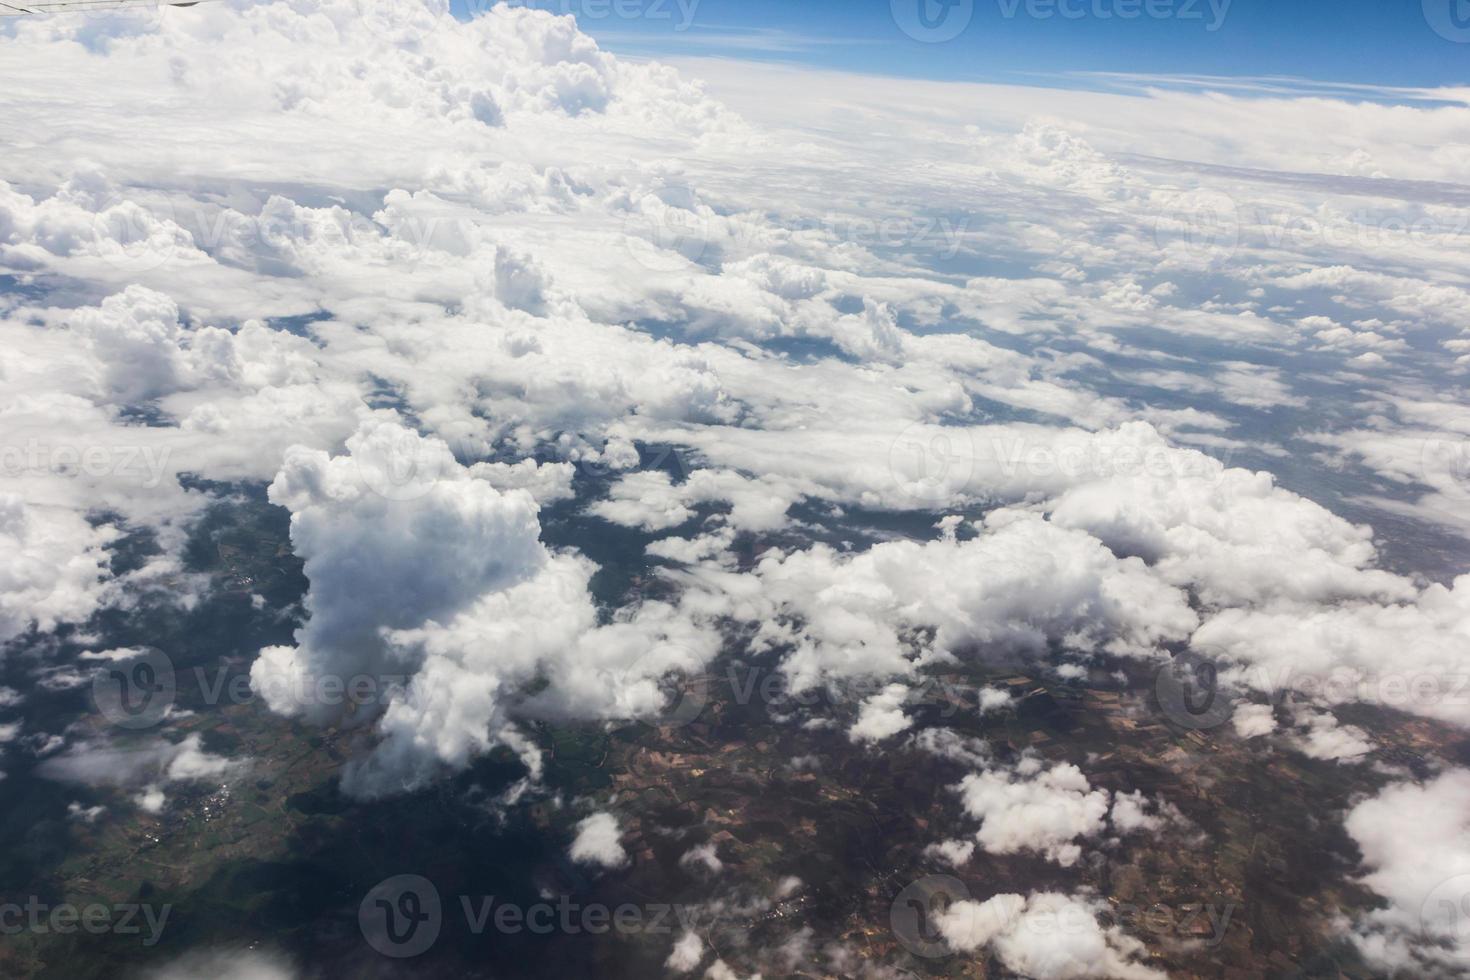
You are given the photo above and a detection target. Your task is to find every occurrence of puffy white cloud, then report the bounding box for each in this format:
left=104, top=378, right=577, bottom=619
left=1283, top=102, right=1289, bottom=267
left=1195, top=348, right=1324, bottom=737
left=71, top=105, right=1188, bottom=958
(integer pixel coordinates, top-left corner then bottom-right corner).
left=249, top=417, right=719, bottom=798
left=1196, top=581, right=1470, bottom=727
left=937, top=891, right=1165, bottom=979
left=1108, top=791, right=1169, bottom=836
left=67, top=285, right=187, bottom=403
left=1040, top=426, right=1410, bottom=610
left=569, top=811, right=628, bottom=869
left=849, top=684, right=913, bottom=744
left=666, top=930, right=704, bottom=973
left=1231, top=702, right=1278, bottom=738
left=726, top=508, right=1195, bottom=694
left=469, top=458, right=576, bottom=506
left=250, top=417, right=549, bottom=722
left=591, top=467, right=801, bottom=534
left=0, top=494, right=115, bottom=644
left=66, top=802, right=106, bottom=823
left=923, top=839, right=975, bottom=867
left=1345, top=771, right=1470, bottom=976
left=1288, top=709, right=1373, bottom=762
left=679, top=842, right=723, bottom=874
left=955, top=757, right=1111, bottom=867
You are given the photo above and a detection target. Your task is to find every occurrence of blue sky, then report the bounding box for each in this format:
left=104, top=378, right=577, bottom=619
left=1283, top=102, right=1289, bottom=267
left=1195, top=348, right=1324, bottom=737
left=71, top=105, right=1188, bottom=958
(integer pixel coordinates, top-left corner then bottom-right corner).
left=476, top=0, right=1470, bottom=91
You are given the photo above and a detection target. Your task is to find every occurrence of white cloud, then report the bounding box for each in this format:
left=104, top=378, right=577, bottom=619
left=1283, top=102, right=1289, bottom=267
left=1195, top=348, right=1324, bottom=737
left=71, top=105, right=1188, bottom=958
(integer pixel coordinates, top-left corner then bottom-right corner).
left=679, top=842, right=724, bottom=874
left=569, top=811, right=628, bottom=869
left=1108, top=791, right=1169, bottom=836
left=0, top=494, right=116, bottom=644
left=714, top=508, right=1197, bottom=697
left=1231, top=702, right=1277, bottom=738
left=1345, top=771, right=1470, bottom=976
left=849, top=684, right=913, bottom=744
left=923, top=839, right=975, bottom=867
left=249, top=418, right=720, bottom=798
left=937, top=891, right=1165, bottom=979
left=955, top=756, right=1112, bottom=867
left=1289, top=708, right=1373, bottom=762
left=469, top=458, right=576, bottom=506
left=667, top=930, right=704, bottom=973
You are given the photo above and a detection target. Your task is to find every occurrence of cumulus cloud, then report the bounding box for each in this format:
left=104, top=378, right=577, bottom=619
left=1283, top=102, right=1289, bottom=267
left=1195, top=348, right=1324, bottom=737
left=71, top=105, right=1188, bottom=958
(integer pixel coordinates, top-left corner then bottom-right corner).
left=954, top=756, right=1112, bottom=867
left=936, top=891, right=1165, bottom=979
left=667, top=930, right=704, bottom=972
left=248, top=416, right=550, bottom=726
left=249, top=417, right=719, bottom=798
left=849, top=684, right=914, bottom=744
left=1108, top=791, right=1170, bottom=836
left=1289, top=708, right=1373, bottom=762
left=1345, top=771, right=1470, bottom=976
left=0, top=494, right=115, bottom=644
left=679, top=842, right=724, bottom=875
left=469, top=458, right=577, bottom=506
left=1231, top=702, right=1278, bottom=739
left=569, top=811, right=628, bottom=869
left=722, top=507, right=1197, bottom=696
left=923, top=839, right=976, bottom=867
left=1197, top=583, right=1470, bottom=727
